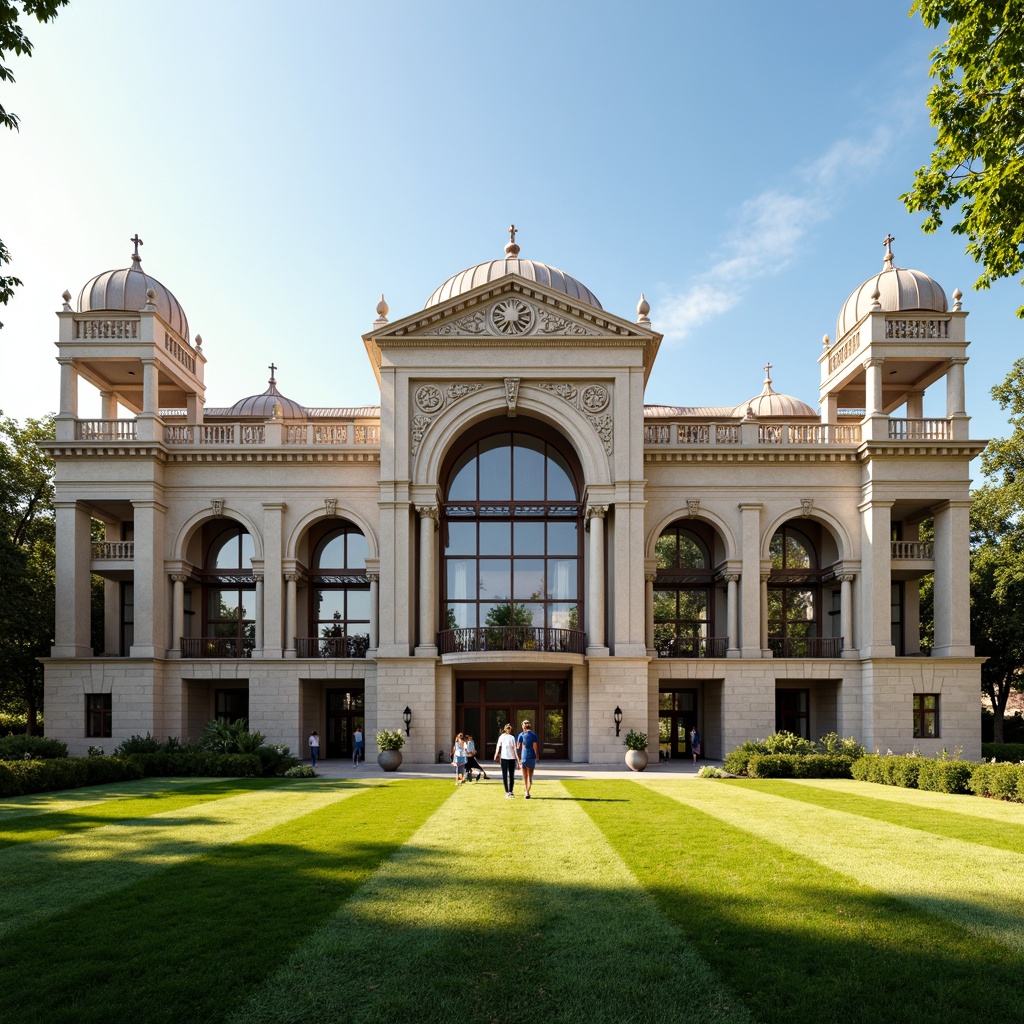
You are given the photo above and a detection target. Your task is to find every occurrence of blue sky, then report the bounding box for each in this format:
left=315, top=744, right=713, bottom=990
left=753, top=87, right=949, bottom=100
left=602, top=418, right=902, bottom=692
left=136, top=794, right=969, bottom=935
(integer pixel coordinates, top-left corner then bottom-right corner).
left=2, top=0, right=1020, bottom=459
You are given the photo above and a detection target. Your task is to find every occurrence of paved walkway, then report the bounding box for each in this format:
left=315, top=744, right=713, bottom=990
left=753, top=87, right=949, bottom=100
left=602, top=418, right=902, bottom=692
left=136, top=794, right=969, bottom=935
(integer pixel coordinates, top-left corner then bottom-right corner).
left=308, top=757, right=712, bottom=780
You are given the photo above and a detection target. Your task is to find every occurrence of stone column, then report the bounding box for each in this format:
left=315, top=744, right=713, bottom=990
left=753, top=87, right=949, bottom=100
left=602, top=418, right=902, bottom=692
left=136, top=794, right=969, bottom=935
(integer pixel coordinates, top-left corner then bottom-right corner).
left=725, top=573, right=739, bottom=656
left=858, top=499, right=896, bottom=658
left=137, top=358, right=159, bottom=440
left=906, top=390, right=924, bottom=420
left=368, top=570, right=380, bottom=650
left=586, top=505, right=608, bottom=654
left=839, top=574, right=855, bottom=656
left=284, top=572, right=300, bottom=657
left=253, top=571, right=264, bottom=654
left=947, top=357, right=970, bottom=440
left=932, top=499, right=974, bottom=657
left=130, top=499, right=167, bottom=658
left=170, top=574, right=187, bottom=658
left=261, top=502, right=286, bottom=658
left=738, top=503, right=762, bottom=657
left=51, top=501, right=93, bottom=657
left=415, top=505, right=439, bottom=655
left=99, top=390, right=117, bottom=421
left=863, top=357, right=888, bottom=441
left=56, top=360, right=79, bottom=441
left=760, top=571, right=770, bottom=653
left=644, top=569, right=656, bottom=653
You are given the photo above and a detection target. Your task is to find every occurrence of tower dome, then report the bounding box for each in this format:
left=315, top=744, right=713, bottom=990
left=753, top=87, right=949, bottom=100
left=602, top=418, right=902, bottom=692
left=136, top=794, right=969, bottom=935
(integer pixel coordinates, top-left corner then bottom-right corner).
left=836, top=235, right=947, bottom=340
left=732, top=365, right=816, bottom=419
left=424, top=226, right=602, bottom=310
left=78, top=235, right=190, bottom=341
left=227, top=366, right=307, bottom=419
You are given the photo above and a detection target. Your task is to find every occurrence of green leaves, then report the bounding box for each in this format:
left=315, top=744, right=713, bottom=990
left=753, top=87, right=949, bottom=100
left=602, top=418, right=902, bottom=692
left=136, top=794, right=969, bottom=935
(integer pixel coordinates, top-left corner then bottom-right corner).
left=903, top=1, right=1024, bottom=314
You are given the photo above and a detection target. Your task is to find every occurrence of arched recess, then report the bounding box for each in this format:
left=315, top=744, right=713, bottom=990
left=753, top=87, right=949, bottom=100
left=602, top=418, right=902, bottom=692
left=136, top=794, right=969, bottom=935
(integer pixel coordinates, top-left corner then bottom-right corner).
left=645, top=508, right=737, bottom=563
left=174, top=505, right=264, bottom=567
left=760, top=506, right=851, bottom=564
left=412, top=384, right=612, bottom=491
left=288, top=506, right=379, bottom=565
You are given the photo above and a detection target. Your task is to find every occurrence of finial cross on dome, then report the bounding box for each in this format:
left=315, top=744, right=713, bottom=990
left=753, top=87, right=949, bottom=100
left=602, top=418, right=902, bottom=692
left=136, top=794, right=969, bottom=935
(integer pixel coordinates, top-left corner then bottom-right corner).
left=508, top=224, right=517, bottom=245
left=268, top=362, right=277, bottom=384
left=130, top=233, right=143, bottom=261
left=764, top=361, right=773, bottom=380
left=882, top=232, right=896, bottom=270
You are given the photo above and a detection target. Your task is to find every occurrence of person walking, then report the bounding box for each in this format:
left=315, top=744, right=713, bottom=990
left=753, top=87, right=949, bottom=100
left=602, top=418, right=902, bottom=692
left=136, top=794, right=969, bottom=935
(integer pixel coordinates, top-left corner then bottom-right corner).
left=452, top=732, right=469, bottom=785
left=353, top=725, right=364, bottom=767
left=690, top=726, right=702, bottom=764
left=308, top=730, right=320, bottom=768
left=516, top=719, right=540, bottom=799
left=464, top=733, right=488, bottom=780
left=494, top=723, right=520, bottom=798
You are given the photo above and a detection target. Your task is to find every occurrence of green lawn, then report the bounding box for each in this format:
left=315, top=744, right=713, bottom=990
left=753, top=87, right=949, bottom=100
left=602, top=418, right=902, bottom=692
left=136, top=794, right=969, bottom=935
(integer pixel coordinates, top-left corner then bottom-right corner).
left=0, top=774, right=1021, bottom=1024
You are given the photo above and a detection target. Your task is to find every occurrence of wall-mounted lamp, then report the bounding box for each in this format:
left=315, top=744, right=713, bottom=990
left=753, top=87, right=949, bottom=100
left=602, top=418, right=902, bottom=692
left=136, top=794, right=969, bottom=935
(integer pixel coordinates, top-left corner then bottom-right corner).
left=614, top=705, right=623, bottom=737
left=403, top=706, right=412, bottom=736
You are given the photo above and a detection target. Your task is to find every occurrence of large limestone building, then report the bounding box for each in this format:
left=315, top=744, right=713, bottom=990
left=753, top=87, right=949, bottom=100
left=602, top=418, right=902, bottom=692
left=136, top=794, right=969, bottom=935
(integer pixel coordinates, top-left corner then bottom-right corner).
left=43, top=231, right=983, bottom=762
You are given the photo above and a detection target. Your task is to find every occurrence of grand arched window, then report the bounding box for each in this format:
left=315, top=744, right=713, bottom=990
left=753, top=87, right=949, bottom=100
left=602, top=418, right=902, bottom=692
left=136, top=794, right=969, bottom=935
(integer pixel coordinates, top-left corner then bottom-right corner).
left=304, top=525, right=370, bottom=657
left=440, top=426, right=584, bottom=654
left=199, top=524, right=255, bottom=657
left=768, top=523, right=833, bottom=657
left=654, top=523, right=724, bottom=657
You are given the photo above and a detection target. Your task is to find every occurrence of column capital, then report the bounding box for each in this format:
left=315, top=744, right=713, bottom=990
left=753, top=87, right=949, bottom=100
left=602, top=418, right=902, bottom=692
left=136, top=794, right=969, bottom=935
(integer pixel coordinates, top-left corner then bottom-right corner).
left=366, top=570, right=380, bottom=583
left=644, top=570, right=657, bottom=583
left=416, top=504, right=439, bottom=526
left=723, top=572, right=740, bottom=583
left=284, top=571, right=304, bottom=584
left=585, top=504, right=608, bottom=522
left=169, top=573, right=189, bottom=584
left=863, top=356, right=885, bottom=369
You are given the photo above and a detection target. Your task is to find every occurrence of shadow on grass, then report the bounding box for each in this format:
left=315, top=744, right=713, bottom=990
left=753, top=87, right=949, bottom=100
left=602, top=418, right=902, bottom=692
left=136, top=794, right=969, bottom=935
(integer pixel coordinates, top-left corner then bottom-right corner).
left=0, top=780, right=452, bottom=1024
left=566, top=779, right=1024, bottom=1024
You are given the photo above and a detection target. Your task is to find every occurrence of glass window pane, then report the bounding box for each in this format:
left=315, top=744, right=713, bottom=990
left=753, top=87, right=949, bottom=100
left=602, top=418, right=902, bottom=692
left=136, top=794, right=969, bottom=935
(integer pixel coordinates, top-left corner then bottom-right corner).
left=544, top=709, right=564, bottom=744
left=546, top=449, right=575, bottom=500
left=547, top=521, right=578, bottom=556
left=653, top=590, right=677, bottom=622
left=316, top=590, right=345, bottom=621
left=678, top=691, right=696, bottom=712
left=480, top=521, right=511, bottom=556
left=479, top=560, right=511, bottom=601
left=513, top=520, right=544, bottom=555
left=659, top=692, right=674, bottom=711
left=487, top=680, right=536, bottom=702
left=513, top=559, right=545, bottom=600
left=317, top=534, right=346, bottom=569
left=548, top=603, right=577, bottom=630
left=478, top=438, right=511, bottom=500
left=346, top=589, right=370, bottom=621
left=446, top=522, right=476, bottom=556
left=544, top=680, right=568, bottom=703
left=513, top=439, right=546, bottom=500
left=211, top=530, right=241, bottom=569
left=678, top=531, right=707, bottom=569
left=239, top=532, right=254, bottom=568
left=785, top=531, right=813, bottom=569
left=656, top=532, right=677, bottom=569
left=447, top=559, right=474, bottom=601
left=516, top=603, right=544, bottom=627
left=448, top=450, right=477, bottom=501
left=447, top=603, right=476, bottom=629
left=548, top=559, right=576, bottom=599
left=346, top=532, right=369, bottom=569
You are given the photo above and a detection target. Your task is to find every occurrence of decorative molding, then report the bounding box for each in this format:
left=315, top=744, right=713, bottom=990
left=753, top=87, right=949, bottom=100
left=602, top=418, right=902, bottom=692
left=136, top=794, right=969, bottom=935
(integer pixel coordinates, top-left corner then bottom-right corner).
left=723, top=572, right=740, bottom=583
left=538, top=382, right=578, bottom=402
left=210, top=499, right=224, bottom=516
left=537, top=309, right=593, bottom=336
left=409, top=382, right=487, bottom=454
left=505, top=378, right=520, bottom=415
left=644, top=570, right=657, bottom=583
left=415, top=384, right=444, bottom=414
left=252, top=571, right=265, bottom=583
left=580, top=384, right=610, bottom=414
left=416, top=504, right=440, bottom=527
left=324, top=498, right=338, bottom=517
left=366, top=570, right=380, bottom=583
left=686, top=499, right=700, bottom=517
left=490, top=297, right=534, bottom=336
left=800, top=497, right=814, bottom=516
left=420, top=310, right=488, bottom=336
left=536, top=381, right=614, bottom=455
left=839, top=573, right=856, bottom=583
left=169, top=573, right=189, bottom=584
left=417, top=294, right=601, bottom=340
left=585, top=504, right=608, bottom=523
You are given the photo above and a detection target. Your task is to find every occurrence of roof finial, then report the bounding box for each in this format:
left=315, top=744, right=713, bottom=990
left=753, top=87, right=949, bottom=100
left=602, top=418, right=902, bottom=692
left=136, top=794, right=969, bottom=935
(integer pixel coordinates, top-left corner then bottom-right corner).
left=764, top=361, right=773, bottom=383
left=130, top=233, right=144, bottom=266
left=882, top=232, right=895, bottom=270
left=505, top=223, right=521, bottom=259
left=268, top=362, right=277, bottom=386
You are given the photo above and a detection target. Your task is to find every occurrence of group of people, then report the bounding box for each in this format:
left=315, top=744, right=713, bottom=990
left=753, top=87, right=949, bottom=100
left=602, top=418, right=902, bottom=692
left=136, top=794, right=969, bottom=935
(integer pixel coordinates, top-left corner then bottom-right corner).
left=306, top=726, right=364, bottom=768
left=452, top=720, right=538, bottom=799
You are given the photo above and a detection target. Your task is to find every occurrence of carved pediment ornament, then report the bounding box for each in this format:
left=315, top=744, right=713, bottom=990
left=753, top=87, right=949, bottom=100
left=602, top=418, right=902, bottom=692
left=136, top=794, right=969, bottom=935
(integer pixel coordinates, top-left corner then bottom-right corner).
left=687, top=499, right=700, bottom=517
left=800, top=497, right=814, bottom=516
left=324, top=498, right=338, bottom=518
left=505, top=378, right=520, bottom=415
left=419, top=297, right=598, bottom=338
left=410, top=382, right=487, bottom=454
left=538, top=382, right=614, bottom=455
left=211, top=499, right=224, bottom=517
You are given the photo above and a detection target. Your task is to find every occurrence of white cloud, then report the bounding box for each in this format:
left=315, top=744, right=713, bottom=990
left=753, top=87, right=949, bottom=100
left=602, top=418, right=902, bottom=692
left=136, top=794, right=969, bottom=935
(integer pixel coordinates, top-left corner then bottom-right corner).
left=659, top=126, right=893, bottom=345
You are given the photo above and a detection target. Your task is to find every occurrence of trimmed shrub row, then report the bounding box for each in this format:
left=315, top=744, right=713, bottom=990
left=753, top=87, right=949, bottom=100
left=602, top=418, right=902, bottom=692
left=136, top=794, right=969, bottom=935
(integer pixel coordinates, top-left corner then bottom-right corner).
left=125, top=752, right=263, bottom=778
left=852, top=754, right=1011, bottom=797
left=0, top=735, right=69, bottom=760
left=982, top=742, right=1024, bottom=763
left=746, top=753, right=856, bottom=779
left=968, top=762, right=1024, bottom=801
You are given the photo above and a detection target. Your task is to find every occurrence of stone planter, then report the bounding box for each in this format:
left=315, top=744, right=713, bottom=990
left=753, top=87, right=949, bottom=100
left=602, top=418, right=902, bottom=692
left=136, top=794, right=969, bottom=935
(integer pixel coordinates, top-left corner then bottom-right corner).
left=377, top=750, right=403, bottom=772
left=625, top=749, right=649, bottom=772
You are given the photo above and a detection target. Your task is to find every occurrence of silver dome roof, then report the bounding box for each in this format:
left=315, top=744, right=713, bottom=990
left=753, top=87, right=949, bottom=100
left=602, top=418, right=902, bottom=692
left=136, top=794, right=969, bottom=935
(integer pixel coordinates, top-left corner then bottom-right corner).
left=228, top=370, right=307, bottom=419
left=78, top=242, right=189, bottom=340
left=837, top=240, right=947, bottom=340
left=732, top=367, right=816, bottom=419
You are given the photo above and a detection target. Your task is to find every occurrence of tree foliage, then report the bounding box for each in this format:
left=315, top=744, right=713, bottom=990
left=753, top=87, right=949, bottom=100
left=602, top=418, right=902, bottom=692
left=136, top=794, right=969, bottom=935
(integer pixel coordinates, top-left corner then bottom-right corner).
left=0, top=0, right=68, bottom=323
left=902, top=1, right=1024, bottom=315
left=970, top=358, right=1024, bottom=741
left=0, top=412, right=55, bottom=732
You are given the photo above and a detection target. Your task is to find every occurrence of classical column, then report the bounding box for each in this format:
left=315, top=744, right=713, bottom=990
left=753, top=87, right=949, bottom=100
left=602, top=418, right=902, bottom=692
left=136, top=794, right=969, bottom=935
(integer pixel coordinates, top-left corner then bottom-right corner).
left=858, top=499, right=895, bottom=658
left=142, top=358, right=159, bottom=414
left=415, top=505, right=439, bottom=653
left=839, top=574, right=855, bottom=656
left=367, top=570, right=380, bottom=650
left=932, top=500, right=974, bottom=657
left=260, top=502, right=286, bottom=658
left=284, top=572, right=300, bottom=657
left=56, top=360, right=79, bottom=441
left=170, top=574, right=187, bottom=658
left=644, top=569, right=656, bottom=653
left=51, top=501, right=92, bottom=657
left=725, top=572, right=739, bottom=656
left=863, top=357, right=888, bottom=441
left=760, top=571, right=770, bottom=653
left=586, top=505, right=607, bottom=653
left=129, top=499, right=167, bottom=658
left=253, top=571, right=264, bottom=654
left=99, top=390, right=117, bottom=421
left=738, top=503, right=762, bottom=657
left=946, top=358, right=967, bottom=416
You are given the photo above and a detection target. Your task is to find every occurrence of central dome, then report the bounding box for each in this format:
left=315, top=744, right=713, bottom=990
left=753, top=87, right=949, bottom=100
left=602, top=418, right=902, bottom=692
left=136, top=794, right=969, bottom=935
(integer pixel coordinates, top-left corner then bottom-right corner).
left=424, top=230, right=602, bottom=310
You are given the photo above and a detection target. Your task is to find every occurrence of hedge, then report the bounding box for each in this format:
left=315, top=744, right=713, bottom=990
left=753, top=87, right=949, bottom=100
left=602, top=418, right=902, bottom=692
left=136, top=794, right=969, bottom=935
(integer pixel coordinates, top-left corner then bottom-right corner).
left=851, top=754, right=923, bottom=788
left=981, top=743, right=1024, bottom=763
left=745, top=753, right=855, bottom=779
left=125, top=752, right=263, bottom=778
left=0, top=735, right=68, bottom=760
left=915, top=758, right=973, bottom=795
left=968, top=762, right=1024, bottom=802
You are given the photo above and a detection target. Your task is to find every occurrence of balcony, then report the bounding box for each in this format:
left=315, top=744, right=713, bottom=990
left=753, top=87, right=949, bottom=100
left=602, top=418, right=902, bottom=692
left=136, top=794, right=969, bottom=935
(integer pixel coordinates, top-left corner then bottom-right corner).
left=655, top=636, right=729, bottom=658
left=643, top=422, right=861, bottom=448
left=91, top=541, right=134, bottom=560
left=439, top=627, right=586, bottom=656
left=180, top=637, right=254, bottom=658
left=295, top=635, right=370, bottom=659
left=769, top=637, right=843, bottom=658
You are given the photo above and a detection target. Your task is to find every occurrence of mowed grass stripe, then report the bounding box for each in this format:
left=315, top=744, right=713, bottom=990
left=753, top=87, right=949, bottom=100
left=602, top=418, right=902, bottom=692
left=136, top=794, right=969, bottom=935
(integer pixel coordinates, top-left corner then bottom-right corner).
left=732, top=778, right=1024, bottom=854
left=0, top=778, right=376, bottom=939
left=643, top=777, right=1024, bottom=951
left=0, top=779, right=451, bottom=1024
left=0, top=777, right=282, bottom=848
left=226, top=780, right=754, bottom=1024
left=568, top=779, right=1024, bottom=1024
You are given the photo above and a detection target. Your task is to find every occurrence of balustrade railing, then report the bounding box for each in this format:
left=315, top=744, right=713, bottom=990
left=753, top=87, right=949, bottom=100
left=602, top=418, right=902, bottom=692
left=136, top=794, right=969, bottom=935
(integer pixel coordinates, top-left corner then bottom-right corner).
left=888, top=418, right=950, bottom=441
left=439, top=626, right=585, bottom=655
left=164, top=332, right=196, bottom=373
left=885, top=317, right=949, bottom=339
left=91, top=541, right=134, bottom=560
left=655, top=635, right=729, bottom=658
left=73, top=316, right=139, bottom=339
left=769, top=636, right=843, bottom=658
left=295, top=634, right=370, bottom=658
left=76, top=419, right=138, bottom=441
left=180, top=637, right=255, bottom=658
left=891, top=541, right=934, bottom=560
left=827, top=330, right=861, bottom=374
left=644, top=422, right=860, bottom=447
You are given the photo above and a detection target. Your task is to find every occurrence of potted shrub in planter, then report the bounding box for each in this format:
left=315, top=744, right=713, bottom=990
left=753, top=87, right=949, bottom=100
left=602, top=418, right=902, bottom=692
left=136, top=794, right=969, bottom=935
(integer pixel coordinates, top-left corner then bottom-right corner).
left=375, top=728, right=405, bottom=772
left=623, top=729, right=649, bottom=772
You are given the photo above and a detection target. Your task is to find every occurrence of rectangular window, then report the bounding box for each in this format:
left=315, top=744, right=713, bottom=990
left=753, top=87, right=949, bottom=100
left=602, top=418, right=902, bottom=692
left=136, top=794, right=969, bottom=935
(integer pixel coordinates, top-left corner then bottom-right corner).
left=86, top=694, right=112, bottom=738
left=215, top=688, right=249, bottom=724
left=775, top=689, right=810, bottom=738
left=913, top=693, right=939, bottom=738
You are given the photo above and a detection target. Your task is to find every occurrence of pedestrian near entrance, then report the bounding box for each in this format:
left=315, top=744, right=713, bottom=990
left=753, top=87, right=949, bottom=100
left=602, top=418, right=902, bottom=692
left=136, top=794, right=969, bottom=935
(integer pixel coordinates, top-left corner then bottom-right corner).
left=353, top=726, right=364, bottom=766
left=464, top=733, right=488, bottom=780
left=517, top=719, right=539, bottom=799
left=452, top=732, right=469, bottom=785
left=308, top=730, right=320, bottom=768
left=494, top=723, right=520, bottom=798
left=690, top=726, right=702, bottom=764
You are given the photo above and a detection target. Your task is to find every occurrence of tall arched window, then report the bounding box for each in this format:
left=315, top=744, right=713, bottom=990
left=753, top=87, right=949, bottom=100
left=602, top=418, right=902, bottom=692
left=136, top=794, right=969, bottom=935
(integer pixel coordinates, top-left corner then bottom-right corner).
left=654, top=523, right=722, bottom=657
left=307, top=525, right=370, bottom=657
left=201, top=524, right=255, bottom=657
left=440, top=425, right=583, bottom=653
left=768, top=524, right=822, bottom=657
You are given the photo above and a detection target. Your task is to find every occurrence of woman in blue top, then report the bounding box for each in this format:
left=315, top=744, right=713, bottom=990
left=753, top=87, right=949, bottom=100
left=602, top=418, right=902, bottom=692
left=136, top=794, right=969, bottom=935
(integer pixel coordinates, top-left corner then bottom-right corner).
left=516, top=719, right=540, bottom=799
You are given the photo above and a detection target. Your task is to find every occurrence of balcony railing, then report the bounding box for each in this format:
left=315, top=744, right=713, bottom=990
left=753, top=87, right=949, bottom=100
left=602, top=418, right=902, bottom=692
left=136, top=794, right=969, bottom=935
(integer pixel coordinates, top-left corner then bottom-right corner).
left=91, top=541, right=134, bottom=560
left=180, top=637, right=255, bottom=658
left=76, top=419, right=139, bottom=441
left=643, top=422, right=861, bottom=447
left=295, top=634, right=370, bottom=658
left=439, top=627, right=586, bottom=655
left=655, top=636, right=729, bottom=658
left=891, top=541, right=934, bottom=560
left=769, top=636, right=843, bottom=658
left=888, top=418, right=950, bottom=441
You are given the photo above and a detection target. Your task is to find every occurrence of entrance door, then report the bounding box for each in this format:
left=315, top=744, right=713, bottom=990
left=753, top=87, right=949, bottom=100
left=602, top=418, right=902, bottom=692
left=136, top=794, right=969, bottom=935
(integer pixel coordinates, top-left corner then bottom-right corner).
left=326, top=687, right=364, bottom=760
left=659, top=688, right=698, bottom=760
left=456, top=678, right=568, bottom=759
